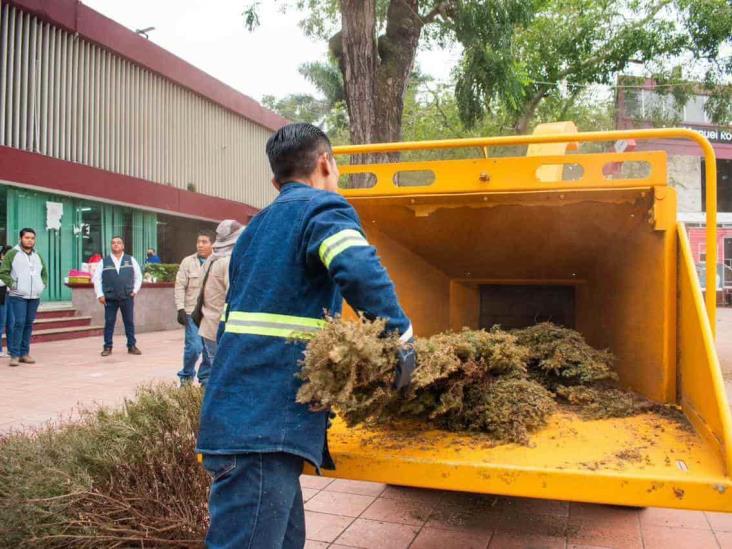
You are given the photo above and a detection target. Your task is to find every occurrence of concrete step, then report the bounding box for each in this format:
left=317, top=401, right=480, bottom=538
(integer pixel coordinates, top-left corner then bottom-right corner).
left=28, top=325, right=104, bottom=344
left=35, top=308, right=77, bottom=319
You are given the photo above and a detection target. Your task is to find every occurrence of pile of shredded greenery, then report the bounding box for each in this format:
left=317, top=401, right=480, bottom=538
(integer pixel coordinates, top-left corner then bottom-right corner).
left=297, top=317, right=663, bottom=444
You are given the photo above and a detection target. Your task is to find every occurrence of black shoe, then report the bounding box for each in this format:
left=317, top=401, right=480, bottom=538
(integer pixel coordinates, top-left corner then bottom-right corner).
left=101, top=347, right=112, bottom=357
left=128, top=346, right=142, bottom=355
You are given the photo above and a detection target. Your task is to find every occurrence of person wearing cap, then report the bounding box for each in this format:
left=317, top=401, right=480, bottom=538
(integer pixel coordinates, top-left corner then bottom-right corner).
left=196, top=220, right=244, bottom=365
left=197, top=123, right=415, bottom=549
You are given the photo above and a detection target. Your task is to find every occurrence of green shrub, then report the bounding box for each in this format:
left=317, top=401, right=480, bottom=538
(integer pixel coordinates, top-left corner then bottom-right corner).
left=143, top=263, right=179, bottom=283
left=0, top=384, right=208, bottom=547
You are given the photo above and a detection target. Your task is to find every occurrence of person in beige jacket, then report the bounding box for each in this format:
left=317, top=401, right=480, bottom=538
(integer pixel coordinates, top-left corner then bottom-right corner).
left=198, top=220, right=244, bottom=364
left=175, top=229, right=215, bottom=385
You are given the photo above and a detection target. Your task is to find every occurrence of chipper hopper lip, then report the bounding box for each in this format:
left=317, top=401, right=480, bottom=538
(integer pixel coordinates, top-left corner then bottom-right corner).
left=301, top=129, right=732, bottom=512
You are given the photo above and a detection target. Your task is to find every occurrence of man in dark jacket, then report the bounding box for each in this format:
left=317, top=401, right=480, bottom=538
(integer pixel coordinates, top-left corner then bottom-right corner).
left=197, top=123, right=415, bottom=548
left=92, top=236, right=142, bottom=356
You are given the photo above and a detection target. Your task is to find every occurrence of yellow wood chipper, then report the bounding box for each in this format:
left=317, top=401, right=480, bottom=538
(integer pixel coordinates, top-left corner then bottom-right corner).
left=304, top=126, right=732, bottom=513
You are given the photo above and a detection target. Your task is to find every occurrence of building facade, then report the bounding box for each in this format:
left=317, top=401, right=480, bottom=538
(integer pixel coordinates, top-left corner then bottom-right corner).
left=0, top=0, right=286, bottom=301
left=616, top=77, right=732, bottom=289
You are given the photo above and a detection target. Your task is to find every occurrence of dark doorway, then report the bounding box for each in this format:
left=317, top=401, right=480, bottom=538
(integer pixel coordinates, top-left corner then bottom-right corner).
left=479, top=285, right=575, bottom=330
left=702, top=159, right=732, bottom=212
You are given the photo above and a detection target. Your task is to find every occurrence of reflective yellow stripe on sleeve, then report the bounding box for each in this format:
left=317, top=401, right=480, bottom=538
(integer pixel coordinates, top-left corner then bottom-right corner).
left=224, top=311, right=325, bottom=340
left=318, top=229, right=369, bottom=269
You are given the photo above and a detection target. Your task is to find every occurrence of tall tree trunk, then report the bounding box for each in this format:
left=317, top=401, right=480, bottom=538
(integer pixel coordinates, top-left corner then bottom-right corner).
left=514, top=88, right=548, bottom=134
left=373, top=0, right=421, bottom=145
left=339, top=0, right=378, bottom=146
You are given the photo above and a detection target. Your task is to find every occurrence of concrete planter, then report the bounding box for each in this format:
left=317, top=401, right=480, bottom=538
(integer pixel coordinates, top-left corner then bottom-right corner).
left=67, top=282, right=181, bottom=334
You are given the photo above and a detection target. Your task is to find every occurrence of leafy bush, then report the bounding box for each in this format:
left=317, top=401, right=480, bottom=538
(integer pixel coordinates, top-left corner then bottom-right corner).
left=143, top=263, right=179, bottom=283
left=0, top=384, right=208, bottom=548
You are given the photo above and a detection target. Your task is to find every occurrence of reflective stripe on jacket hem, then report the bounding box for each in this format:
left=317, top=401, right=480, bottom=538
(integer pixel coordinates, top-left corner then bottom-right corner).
left=224, top=311, right=325, bottom=339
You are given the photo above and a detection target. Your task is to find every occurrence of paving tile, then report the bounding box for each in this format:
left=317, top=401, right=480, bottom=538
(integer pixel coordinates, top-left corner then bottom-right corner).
left=304, top=490, right=376, bottom=517
left=302, top=487, right=319, bottom=502
left=567, top=545, right=614, bottom=549
left=334, top=518, right=419, bottom=549
left=304, top=511, right=353, bottom=543
left=304, top=541, right=329, bottom=549
left=425, top=507, right=496, bottom=535
left=300, top=474, right=335, bottom=490
left=428, top=507, right=567, bottom=538
left=488, top=531, right=565, bottom=548
left=639, top=507, right=710, bottom=529
left=706, top=511, right=732, bottom=532
left=326, top=478, right=387, bottom=497
left=380, top=485, right=446, bottom=505
left=716, top=531, right=732, bottom=549
left=567, top=506, right=642, bottom=549
left=641, top=525, right=719, bottom=549
left=569, top=503, right=641, bottom=525
left=492, top=496, right=569, bottom=517
left=410, top=526, right=492, bottom=549
left=361, top=496, right=432, bottom=526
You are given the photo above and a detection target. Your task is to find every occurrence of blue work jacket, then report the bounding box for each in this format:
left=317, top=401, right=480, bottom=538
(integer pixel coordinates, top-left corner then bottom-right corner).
left=196, top=182, right=412, bottom=469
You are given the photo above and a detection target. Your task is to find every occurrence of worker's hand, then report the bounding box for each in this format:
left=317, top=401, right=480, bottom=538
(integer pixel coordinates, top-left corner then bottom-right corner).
left=394, top=338, right=416, bottom=390
left=98, top=296, right=106, bottom=305
left=130, top=291, right=136, bottom=298
left=177, top=309, right=187, bottom=326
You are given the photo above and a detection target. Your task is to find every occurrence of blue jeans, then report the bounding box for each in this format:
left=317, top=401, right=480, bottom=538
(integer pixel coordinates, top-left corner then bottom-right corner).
left=203, top=452, right=305, bottom=549
left=178, top=315, right=211, bottom=384
left=0, top=302, right=7, bottom=352
left=104, top=298, right=136, bottom=349
left=7, top=297, right=40, bottom=358
left=202, top=336, right=218, bottom=366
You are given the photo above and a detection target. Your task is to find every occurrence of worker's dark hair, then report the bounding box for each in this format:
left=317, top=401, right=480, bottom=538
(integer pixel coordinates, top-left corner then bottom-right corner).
left=197, top=230, right=215, bottom=244
left=266, top=123, right=332, bottom=184
left=111, top=235, right=125, bottom=244
left=19, top=228, right=36, bottom=238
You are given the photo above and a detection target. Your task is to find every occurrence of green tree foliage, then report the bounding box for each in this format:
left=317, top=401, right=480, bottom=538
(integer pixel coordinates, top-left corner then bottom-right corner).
left=457, top=0, right=732, bottom=131
left=249, top=0, right=730, bottom=141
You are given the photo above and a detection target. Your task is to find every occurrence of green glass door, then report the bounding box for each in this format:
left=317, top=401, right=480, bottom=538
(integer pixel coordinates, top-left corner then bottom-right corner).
left=6, top=187, right=77, bottom=301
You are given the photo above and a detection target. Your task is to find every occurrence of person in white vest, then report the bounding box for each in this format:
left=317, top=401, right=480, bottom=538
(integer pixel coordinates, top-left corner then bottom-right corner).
left=92, top=236, right=142, bottom=357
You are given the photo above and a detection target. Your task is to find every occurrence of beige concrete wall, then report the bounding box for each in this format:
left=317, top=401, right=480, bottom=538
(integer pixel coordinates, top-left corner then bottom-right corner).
left=71, top=284, right=181, bottom=335
left=668, top=155, right=702, bottom=213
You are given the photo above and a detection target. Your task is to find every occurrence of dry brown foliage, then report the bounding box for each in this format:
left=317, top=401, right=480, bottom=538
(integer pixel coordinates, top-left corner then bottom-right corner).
left=298, top=317, right=663, bottom=444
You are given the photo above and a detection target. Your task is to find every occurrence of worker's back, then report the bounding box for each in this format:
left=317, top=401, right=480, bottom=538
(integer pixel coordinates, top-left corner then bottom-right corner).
left=197, top=182, right=340, bottom=468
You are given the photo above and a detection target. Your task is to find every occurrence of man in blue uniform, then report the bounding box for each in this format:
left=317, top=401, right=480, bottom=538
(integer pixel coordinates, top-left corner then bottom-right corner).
left=197, top=123, right=415, bottom=549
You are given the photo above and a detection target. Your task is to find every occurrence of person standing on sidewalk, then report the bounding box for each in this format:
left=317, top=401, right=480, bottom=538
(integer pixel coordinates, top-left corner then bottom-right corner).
left=93, top=236, right=142, bottom=357
left=175, top=230, right=214, bottom=385
left=195, top=220, right=244, bottom=366
left=0, top=229, right=48, bottom=367
left=0, top=245, right=12, bottom=359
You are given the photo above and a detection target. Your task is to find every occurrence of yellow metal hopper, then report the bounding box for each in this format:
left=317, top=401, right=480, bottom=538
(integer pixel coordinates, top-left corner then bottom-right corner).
left=304, top=128, right=732, bottom=512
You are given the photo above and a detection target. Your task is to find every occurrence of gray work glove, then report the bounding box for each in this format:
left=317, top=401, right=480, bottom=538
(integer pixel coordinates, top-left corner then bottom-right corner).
left=394, top=338, right=416, bottom=390
left=177, top=309, right=187, bottom=326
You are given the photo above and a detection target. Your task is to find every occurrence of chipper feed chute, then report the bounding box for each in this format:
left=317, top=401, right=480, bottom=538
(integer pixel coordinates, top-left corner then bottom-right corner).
left=303, top=128, right=732, bottom=512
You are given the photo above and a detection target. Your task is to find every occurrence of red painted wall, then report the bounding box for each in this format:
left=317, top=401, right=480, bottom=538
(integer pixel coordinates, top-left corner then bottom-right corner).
left=688, top=227, right=732, bottom=263
left=0, top=146, right=258, bottom=222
